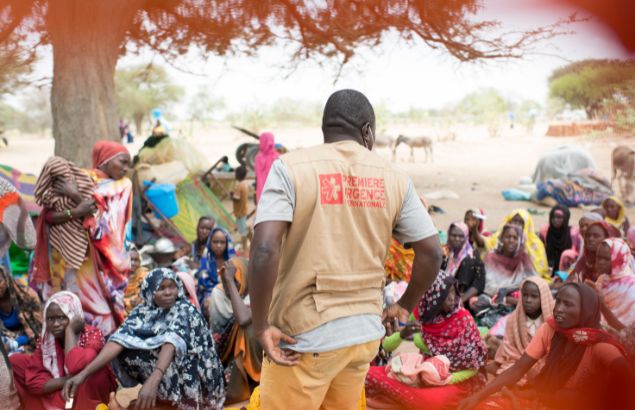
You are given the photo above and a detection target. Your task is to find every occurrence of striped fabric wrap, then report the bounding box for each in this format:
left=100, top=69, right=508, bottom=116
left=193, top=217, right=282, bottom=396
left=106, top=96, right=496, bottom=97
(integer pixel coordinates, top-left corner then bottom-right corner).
left=34, top=156, right=95, bottom=269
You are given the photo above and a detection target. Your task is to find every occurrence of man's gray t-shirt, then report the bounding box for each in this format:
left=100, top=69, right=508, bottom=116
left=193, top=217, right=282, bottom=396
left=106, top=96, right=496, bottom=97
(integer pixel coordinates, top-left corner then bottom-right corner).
left=255, top=159, right=437, bottom=352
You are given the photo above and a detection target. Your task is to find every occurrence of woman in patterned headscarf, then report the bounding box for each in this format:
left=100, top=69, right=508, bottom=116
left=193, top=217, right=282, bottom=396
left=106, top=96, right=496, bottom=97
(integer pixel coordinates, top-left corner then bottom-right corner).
left=63, top=268, right=225, bottom=410
left=591, top=238, right=635, bottom=331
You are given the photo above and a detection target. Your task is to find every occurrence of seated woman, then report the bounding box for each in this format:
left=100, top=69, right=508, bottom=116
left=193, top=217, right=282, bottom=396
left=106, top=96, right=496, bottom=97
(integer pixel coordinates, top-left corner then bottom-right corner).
left=559, top=212, right=604, bottom=272
left=482, top=224, right=536, bottom=302
left=602, top=196, right=629, bottom=237
left=591, top=238, right=635, bottom=331
left=459, top=283, right=635, bottom=410
left=365, top=271, right=488, bottom=410
left=196, top=227, right=237, bottom=309
left=123, top=246, right=149, bottom=314
left=10, top=291, right=116, bottom=410
left=210, top=259, right=262, bottom=404
left=63, top=268, right=225, bottom=410
left=0, top=267, right=41, bottom=354
left=486, top=209, right=549, bottom=279
left=464, top=208, right=488, bottom=251
left=539, top=204, right=579, bottom=270
left=443, top=222, right=486, bottom=306
left=569, top=221, right=614, bottom=283
left=488, top=277, right=554, bottom=384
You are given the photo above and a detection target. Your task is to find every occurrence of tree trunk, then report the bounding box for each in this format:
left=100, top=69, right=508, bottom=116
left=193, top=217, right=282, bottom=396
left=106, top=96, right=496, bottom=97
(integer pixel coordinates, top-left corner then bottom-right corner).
left=47, top=0, right=143, bottom=167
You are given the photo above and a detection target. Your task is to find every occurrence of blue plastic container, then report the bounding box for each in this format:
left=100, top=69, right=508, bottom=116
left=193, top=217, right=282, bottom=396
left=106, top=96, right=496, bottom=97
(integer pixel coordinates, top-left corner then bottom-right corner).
left=144, top=181, right=179, bottom=219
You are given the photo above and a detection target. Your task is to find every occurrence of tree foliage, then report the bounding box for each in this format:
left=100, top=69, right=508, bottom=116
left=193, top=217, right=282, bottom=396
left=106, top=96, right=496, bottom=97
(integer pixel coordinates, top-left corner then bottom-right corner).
left=115, top=63, right=184, bottom=135
left=548, top=59, right=635, bottom=118
left=0, top=0, right=581, bottom=163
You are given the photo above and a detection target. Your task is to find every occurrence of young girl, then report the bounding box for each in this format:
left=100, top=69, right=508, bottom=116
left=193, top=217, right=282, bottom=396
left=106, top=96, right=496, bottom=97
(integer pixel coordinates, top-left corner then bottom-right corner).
left=10, top=291, right=115, bottom=410
left=489, top=277, right=554, bottom=384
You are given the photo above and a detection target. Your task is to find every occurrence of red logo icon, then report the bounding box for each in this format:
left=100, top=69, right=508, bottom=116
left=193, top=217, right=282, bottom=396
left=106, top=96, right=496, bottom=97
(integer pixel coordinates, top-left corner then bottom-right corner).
left=319, top=174, right=343, bottom=204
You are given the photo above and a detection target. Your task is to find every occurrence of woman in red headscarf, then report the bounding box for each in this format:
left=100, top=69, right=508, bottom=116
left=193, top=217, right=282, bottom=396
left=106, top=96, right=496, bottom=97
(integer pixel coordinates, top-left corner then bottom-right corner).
left=33, top=141, right=132, bottom=335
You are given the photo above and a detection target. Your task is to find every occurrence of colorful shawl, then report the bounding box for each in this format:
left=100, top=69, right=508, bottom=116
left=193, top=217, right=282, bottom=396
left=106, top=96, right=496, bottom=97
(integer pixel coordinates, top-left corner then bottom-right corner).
left=483, top=224, right=536, bottom=296
left=384, top=238, right=414, bottom=282
left=0, top=267, right=42, bottom=352
left=197, top=228, right=237, bottom=306
left=596, top=238, right=635, bottom=327
left=414, top=271, right=487, bottom=371
left=0, top=178, right=35, bottom=259
left=486, top=209, right=549, bottom=279
left=41, top=291, right=84, bottom=378
left=494, top=277, right=554, bottom=381
left=444, top=222, right=474, bottom=277
left=254, top=132, right=279, bottom=202
left=110, top=268, right=225, bottom=410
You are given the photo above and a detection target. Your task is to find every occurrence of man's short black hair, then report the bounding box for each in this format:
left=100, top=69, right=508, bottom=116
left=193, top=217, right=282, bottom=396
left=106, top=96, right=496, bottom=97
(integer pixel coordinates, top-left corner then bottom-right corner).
left=322, top=89, right=375, bottom=137
left=235, top=165, right=248, bottom=181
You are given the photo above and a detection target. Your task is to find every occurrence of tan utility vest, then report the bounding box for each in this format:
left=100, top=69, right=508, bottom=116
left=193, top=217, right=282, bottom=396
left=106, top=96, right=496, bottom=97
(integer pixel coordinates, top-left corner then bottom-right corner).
left=268, top=140, right=409, bottom=335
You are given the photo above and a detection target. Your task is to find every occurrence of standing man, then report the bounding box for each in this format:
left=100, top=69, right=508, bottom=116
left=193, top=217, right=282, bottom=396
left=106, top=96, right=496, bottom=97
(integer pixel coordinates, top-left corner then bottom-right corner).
left=248, top=89, right=442, bottom=409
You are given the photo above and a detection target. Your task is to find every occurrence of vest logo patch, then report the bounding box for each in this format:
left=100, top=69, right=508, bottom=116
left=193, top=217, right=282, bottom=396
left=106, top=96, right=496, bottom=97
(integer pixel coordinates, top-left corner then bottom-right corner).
left=319, top=174, right=343, bottom=204
left=319, top=173, right=386, bottom=208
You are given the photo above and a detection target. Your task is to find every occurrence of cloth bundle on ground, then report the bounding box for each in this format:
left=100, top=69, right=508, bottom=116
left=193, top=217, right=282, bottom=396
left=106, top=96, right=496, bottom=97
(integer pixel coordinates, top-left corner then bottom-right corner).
left=137, top=136, right=208, bottom=174
left=33, top=156, right=95, bottom=270
left=532, top=145, right=596, bottom=184
left=535, top=170, right=613, bottom=207
left=386, top=353, right=452, bottom=387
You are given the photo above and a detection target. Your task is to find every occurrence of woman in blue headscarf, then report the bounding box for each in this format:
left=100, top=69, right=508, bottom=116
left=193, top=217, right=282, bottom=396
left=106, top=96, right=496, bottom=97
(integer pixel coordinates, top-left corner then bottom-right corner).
left=62, top=268, right=225, bottom=410
left=196, top=227, right=237, bottom=308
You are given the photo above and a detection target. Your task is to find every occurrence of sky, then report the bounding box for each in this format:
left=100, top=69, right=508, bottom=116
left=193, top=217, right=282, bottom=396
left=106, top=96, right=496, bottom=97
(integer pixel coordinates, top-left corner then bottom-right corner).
left=28, top=0, right=632, bottom=116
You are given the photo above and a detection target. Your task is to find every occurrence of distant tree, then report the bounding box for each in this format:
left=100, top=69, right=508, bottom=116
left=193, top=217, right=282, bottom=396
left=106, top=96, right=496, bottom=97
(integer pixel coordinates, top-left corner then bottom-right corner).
left=0, top=0, right=579, bottom=166
left=454, top=88, right=508, bottom=136
left=115, top=64, right=184, bottom=136
left=548, top=59, right=635, bottom=118
left=187, top=89, right=225, bottom=130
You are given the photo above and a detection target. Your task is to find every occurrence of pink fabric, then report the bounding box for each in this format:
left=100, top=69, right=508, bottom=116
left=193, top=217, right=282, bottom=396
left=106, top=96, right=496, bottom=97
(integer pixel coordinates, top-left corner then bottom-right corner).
left=176, top=271, right=201, bottom=309
left=386, top=353, right=451, bottom=387
left=254, top=132, right=279, bottom=202
left=41, top=291, right=84, bottom=378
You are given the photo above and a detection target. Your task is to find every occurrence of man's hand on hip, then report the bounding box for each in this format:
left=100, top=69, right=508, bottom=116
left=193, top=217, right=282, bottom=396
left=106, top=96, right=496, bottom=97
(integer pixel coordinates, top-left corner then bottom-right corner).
left=257, top=325, right=301, bottom=366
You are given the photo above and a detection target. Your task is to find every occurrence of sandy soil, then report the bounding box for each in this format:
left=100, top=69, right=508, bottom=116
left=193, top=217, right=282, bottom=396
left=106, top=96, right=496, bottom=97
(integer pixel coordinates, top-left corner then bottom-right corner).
left=0, top=122, right=632, bottom=233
